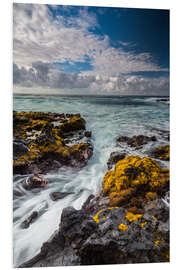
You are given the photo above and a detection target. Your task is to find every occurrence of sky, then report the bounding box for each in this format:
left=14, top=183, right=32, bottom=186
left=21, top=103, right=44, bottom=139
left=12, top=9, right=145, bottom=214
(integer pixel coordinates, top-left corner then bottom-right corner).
left=13, top=3, right=169, bottom=95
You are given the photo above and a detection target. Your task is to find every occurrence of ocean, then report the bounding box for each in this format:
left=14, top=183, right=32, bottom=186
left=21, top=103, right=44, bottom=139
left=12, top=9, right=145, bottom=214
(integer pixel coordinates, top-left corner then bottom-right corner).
left=13, top=94, right=169, bottom=266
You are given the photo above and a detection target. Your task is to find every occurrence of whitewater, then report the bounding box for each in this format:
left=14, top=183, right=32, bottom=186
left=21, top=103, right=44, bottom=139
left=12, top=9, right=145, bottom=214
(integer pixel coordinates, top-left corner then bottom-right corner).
left=13, top=95, right=169, bottom=266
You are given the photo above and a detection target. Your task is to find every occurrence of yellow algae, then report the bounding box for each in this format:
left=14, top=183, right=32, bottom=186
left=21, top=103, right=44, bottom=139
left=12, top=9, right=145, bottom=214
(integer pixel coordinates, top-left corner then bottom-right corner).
left=140, top=222, right=147, bottom=228
left=154, top=240, right=160, bottom=247
left=152, top=216, right=158, bottom=221
left=153, top=145, right=170, bottom=161
left=118, top=224, right=128, bottom=231
left=93, top=207, right=119, bottom=223
left=101, top=155, right=169, bottom=206
left=145, top=192, right=158, bottom=201
left=125, top=212, right=142, bottom=222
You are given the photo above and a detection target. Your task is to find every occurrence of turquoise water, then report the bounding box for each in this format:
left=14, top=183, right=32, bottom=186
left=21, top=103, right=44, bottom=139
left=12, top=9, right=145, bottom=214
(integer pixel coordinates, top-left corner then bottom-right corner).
left=13, top=95, right=169, bottom=266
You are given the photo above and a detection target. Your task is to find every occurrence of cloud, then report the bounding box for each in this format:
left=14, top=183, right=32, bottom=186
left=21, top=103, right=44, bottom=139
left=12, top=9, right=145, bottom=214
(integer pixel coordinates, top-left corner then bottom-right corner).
left=13, top=3, right=169, bottom=95
left=13, top=62, right=169, bottom=95
left=13, top=3, right=167, bottom=76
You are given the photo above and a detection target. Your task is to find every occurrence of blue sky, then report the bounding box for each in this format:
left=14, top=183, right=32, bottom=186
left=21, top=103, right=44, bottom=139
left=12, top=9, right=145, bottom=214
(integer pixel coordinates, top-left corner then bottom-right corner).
left=13, top=3, right=169, bottom=95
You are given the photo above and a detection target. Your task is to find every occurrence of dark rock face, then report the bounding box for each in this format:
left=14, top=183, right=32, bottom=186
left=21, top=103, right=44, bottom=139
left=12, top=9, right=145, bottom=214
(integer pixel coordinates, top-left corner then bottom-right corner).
left=13, top=111, right=93, bottom=174
left=107, top=152, right=126, bottom=169
left=117, top=135, right=157, bottom=149
left=13, top=137, right=29, bottom=160
left=61, top=207, right=98, bottom=249
left=50, top=192, right=74, bottom=201
left=20, top=201, right=169, bottom=267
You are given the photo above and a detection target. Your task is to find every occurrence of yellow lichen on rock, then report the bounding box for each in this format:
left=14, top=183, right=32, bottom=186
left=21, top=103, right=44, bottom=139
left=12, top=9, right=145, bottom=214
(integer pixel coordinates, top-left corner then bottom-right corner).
left=101, top=155, right=169, bottom=206
left=145, top=192, right=158, bottom=201
left=140, top=221, right=147, bottom=228
left=93, top=207, right=119, bottom=223
left=125, top=212, right=142, bottom=222
left=153, top=145, right=170, bottom=161
left=118, top=224, right=128, bottom=231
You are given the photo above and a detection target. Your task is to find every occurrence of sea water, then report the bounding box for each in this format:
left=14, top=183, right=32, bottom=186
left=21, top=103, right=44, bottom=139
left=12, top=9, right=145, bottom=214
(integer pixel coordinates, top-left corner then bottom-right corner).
left=13, top=95, right=169, bottom=266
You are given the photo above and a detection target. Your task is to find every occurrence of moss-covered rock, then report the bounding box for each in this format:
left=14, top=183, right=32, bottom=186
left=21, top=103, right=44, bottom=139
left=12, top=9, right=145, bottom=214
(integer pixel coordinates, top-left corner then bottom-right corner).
left=101, top=155, right=169, bottom=207
left=152, top=145, right=170, bottom=161
left=13, top=111, right=93, bottom=174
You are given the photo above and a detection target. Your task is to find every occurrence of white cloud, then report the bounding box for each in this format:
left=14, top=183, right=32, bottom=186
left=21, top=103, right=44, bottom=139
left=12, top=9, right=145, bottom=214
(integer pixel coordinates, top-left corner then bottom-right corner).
left=13, top=3, right=169, bottom=95
left=13, top=62, right=169, bottom=95
left=13, top=3, right=167, bottom=76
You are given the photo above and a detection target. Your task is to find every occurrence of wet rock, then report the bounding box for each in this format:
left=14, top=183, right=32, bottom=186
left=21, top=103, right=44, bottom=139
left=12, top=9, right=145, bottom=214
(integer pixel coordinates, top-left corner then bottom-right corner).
left=84, top=131, right=92, bottom=138
left=21, top=199, right=169, bottom=267
left=117, top=135, right=157, bottom=149
left=107, top=152, right=126, bottom=169
left=22, top=174, right=47, bottom=190
left=21, top=211, right=38, bottom=229
left=151, top=145, right=170, bottom=161
left=13, top=111, right=93, bottom=174
left=13, top=137, right=29, bottom=160
left=61, top=207, right=98, bottom=249
left=50, top=192, right=74, bottom=201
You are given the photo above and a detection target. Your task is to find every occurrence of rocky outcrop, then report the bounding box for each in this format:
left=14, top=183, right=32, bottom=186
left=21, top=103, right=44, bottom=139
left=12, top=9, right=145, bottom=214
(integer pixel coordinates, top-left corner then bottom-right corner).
left=19, top=155, right=169, bottom=267
left=20, top=199, right=169, bottom=267
left=101, top=156, right=169, bottom=208
left=13, top=111, right=93, bottom=174
left=151, top=145, right=170, bottom=161
left=117, top=135, right=157, bottom=149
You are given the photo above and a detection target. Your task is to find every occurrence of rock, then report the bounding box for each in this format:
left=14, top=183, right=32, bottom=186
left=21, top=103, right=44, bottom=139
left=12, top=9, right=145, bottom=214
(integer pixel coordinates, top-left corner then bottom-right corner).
left=156, top=98, right=169, bottom=102
left=101, top=155, right=169, bottom=207
left=13, top=111, right=93, bottom=174
left=84, top=131, right=92, bottom=138
left=79, top=206, right=169, bottom=264
left=117, top=135, right=157, bottom=149
left=151, top=145, right=170, bottom=161
left=22, top=174, right=47, bottom=190
left=61, top=207, right=98, bottom=249
left=107, top=152, right=126, bottom=169
left=50, top=192, right=74, bottom=201
left=21, top=211, right=38, bottom=229
left=13, top=137, right=29, bottom=160
left=20, top=199, right=169, bottom=267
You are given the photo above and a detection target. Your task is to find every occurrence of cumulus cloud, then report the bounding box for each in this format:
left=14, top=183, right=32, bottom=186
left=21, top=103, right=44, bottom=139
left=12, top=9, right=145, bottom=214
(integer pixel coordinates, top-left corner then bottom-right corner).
left=13, top=3, right=167, bottom=75
left=13, top=62, right=169, bottom=95
left=13, top=3, right=169, bottom=95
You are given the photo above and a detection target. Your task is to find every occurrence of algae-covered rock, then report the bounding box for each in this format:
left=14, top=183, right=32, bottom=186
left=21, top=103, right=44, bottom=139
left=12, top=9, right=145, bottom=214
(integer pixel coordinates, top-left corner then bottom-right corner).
left=13, top=111, right=93, bottom=174
left=101, top=155, right=169, bottom=207
left=152, top=145, right=170, bottom=161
